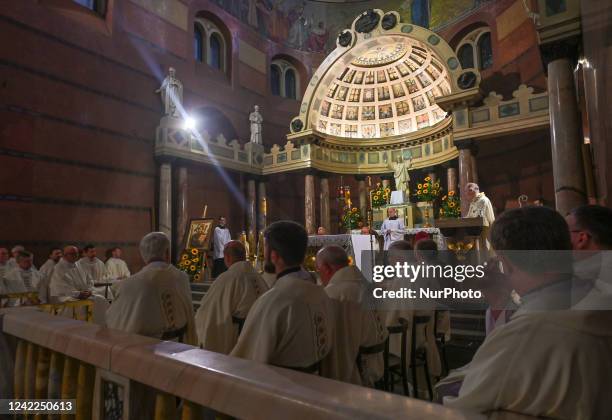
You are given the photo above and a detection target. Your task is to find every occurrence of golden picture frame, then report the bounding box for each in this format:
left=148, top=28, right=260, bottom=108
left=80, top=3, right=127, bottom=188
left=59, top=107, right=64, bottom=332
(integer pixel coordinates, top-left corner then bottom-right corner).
left=184, top=218, right=215, bottom=251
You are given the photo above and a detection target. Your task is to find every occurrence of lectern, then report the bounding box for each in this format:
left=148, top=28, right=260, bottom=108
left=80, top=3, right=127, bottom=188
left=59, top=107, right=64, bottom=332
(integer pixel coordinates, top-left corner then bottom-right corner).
left=435, top=217, right=485, bottom=263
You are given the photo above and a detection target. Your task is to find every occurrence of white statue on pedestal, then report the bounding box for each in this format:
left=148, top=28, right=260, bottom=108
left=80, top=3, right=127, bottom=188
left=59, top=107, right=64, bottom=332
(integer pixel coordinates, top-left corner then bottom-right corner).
left=249, top=105, right=263, bottom=144
left=389, top=156, right=412, bottom=200
left=156, top=67, right=183, bottom=118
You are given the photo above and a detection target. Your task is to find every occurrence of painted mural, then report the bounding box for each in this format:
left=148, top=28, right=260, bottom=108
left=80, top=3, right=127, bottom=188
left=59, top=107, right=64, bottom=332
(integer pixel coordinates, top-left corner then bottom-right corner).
left=212, top=0, right=487, bottom=52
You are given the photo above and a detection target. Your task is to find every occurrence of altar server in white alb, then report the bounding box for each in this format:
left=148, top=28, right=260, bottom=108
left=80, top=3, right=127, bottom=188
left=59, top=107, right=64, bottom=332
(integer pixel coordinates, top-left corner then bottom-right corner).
left=231, top=221, right=334, bottom=369
left=465, top=183, right=495, bottom=251
left=381, top=207, right=405, bottom=250
left=77, top=244, right=110, bottom=282
left=212, top=216, right=232, bottom=278
left=316, top=245, right=387, bottom=386
left=39, top=248, right=63, bottom=279
left=105, top=247, right=130, bottom=280
left=1, top=251, right=45, bottom=304
left=195, top=241, right=268, bottom=354
left=106, top=232, right=196, bottom=344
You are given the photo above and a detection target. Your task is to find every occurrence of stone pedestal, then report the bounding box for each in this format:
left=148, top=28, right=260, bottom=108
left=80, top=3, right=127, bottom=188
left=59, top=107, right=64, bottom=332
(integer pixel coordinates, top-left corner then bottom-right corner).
left=305, top=174, right=316, bottom=234
left=175, top=166, right=188, bottom=257
left=548, top=58, right=587, bottom=214
left=320, top=176, right=330, bottom=233
left=159, top=162, right=172, bottom=250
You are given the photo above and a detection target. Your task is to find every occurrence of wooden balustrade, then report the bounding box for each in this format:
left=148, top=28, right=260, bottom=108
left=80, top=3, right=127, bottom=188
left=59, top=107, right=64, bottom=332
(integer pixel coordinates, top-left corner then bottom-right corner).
left=0, top=307, right=527, bottom=420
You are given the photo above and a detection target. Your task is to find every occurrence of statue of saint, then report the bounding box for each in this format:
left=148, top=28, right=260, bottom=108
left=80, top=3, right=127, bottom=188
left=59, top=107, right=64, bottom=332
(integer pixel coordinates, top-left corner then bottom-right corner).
left=389, top=156, right=412, bottom=194
left=155, top=67, right=183, bottom=117
left=249, top=105, right=263, bottom=144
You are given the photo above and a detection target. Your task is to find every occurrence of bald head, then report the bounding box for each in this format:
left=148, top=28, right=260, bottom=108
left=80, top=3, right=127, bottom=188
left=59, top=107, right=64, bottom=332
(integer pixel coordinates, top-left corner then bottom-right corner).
left=466, top=182, right=480, bottom=200
left=63, top=245, right=79, bottom=263
left=315, top=245, right=349, bottom=286
left=224, top=240, right=246, bottom=267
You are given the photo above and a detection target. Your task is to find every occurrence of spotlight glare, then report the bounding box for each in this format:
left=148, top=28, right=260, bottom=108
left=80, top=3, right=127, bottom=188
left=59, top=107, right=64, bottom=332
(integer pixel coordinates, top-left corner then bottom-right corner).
left=184, top=116, right=197, bottom=130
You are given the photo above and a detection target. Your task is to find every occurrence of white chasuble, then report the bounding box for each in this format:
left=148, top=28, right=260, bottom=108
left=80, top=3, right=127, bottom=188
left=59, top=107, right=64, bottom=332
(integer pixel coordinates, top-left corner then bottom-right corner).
left=39, top=259, right=57, bottom=279
left=49, top=259, right=96, bottom=302
left=77, top=257, right=109, bottom=282
left=105, top=262, right=196, bottom=345
left=230, top=269, right=334, bottom=369
left=321, top=265, right=387, bottom=386
left=105, top=257, right=131, bottom=280
left=381, top=217, right=405, bottom=250
left=444, top=310, right=612, bottom=419
left=195, top=261, right=268, bottom=354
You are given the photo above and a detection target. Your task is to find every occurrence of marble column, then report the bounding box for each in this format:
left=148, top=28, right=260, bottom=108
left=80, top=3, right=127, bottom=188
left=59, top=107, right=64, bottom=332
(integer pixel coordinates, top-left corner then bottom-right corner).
left=456, top=141, right=475, bottom=216
left=175, top=166, right=188, bottom=258
left=305, top=173, right=316, bottom=234
left=447, top=167, right=458, bottom=193
left=257, top=180, right=267, bottom=233
left=159, top=162, right=172, bottom=248
left=356, top=176, right=367, bottom=222
left=247, top=178, right=257, bottom=244
left=319, top=176, right=331, bottom=233
left=548, top=58, right=587, bottom=214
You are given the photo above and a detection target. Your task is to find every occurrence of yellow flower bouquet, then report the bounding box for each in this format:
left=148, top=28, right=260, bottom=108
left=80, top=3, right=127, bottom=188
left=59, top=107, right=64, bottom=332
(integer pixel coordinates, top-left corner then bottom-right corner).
left=176, top=248, right=205, bottom=281
left=371, top=183, right=388, bottom=208
left=413, top=176, right=441, bottom=202
left=342, top=207, right=363, bottom=230
left=439, top=191, right=461, bottom=218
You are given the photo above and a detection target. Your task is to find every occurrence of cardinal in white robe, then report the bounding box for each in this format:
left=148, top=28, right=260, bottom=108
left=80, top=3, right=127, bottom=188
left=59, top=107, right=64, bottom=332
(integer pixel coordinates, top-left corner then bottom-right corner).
left=105, top=247, right=131, bottom=280
left=316, top=245, right=387, bottom=386
left=231, top=221, right=334, bottom=369
left=195, top=241, right=268, bottom=353
left=381, top=208, right=405, bottom=250
left=106, top=232, right=196, bottom=344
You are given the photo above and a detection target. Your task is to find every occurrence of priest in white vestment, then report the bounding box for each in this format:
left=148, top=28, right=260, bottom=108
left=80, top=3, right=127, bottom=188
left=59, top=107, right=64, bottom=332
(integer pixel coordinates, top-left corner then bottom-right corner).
left=444, top=206, right=612, bottom=419
left=106, top=232, right=196, bottom=344
left=231, top=221, right=334, bottom=369
left=380, top=208, right=405, bottom=250
left=105, top=247, right=131, bottom=280
left=212, top=216, right=232, bottom=278
left=195, top=241, right=268, bottom=353
left=465, top=183, right=495, bottom=252
left=77, top=244, right=110, bottom=282
left=1, top=251, right=45, bottom=305
left=6, top=245, right=25, bottom=270
left=0, top=247, right=9, bottom=279
left=39, top=248, right=62, bottom=279
left=49, top=246, right=96, bottom=302
left=316, top=245, right=387, bottom=386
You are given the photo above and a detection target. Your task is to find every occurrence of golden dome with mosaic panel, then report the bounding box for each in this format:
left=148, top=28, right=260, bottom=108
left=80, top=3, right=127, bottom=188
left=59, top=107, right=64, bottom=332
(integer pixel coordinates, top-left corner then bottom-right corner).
left=286, top=9, right=482, bottom=173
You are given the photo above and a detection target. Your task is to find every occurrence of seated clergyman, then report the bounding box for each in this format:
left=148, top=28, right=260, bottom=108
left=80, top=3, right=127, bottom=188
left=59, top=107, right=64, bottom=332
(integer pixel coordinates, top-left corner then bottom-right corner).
left=105, top=247, right=131, bottom=280
left=49, top=245, right=97, bottom=302
left=443, top=206, right=612, bottom=419
left=195, top=240, right=268, bottom=353
left=77, top=244, right=110, bottom=283
left=1, top=250, right=45, bottom=305
left=316, top=245, right=387, bottom=386
left=231, top=221, right=334, bottom=370
left=105, top=232, right=196, bottom=344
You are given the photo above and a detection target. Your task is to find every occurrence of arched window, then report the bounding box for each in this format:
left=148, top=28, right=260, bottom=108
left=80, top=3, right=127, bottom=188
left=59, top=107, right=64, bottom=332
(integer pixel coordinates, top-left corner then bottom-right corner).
left=477, top=32, right=493, bottom=70
left=458, top=44, right=474, bottom=69
left=285, top=69, right=296, bottom=99
left=194, top=24, right=204, bottom=62
left=209, top=33, right=222, bottom=70
left=270, top=58, right=301, bottom=99
left=455, top=27, right=492, bottom=72
left=194, top=17, right=228, bottom=73
left=271, top=65, right=281, bottom=96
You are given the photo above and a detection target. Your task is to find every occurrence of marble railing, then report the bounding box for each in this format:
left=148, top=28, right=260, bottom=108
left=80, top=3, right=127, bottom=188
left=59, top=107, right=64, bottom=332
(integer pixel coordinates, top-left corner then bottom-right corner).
left=1, top=308, right=489, bottom=420
left=452, top=85, right=550, bottom=141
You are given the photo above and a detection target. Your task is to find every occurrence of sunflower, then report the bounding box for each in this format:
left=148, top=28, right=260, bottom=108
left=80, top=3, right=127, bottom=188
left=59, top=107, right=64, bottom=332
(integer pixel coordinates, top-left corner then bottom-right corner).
left=384, top=188, right=391, bottom=193
left=423, top=189, right=429, bottom=194
left=418, top=183, right=423, bottom=189
left=448, top=191, right=455, bottom=196
left=434, top=182, right=440, bottom=188
left=417, top=190, right=422, bottom=195
left=192, top=258, right=199, bottom=263
left=425, top=176, right=431, bottom=181
left=190, top=249, right=198, bottom=255
left=181, top=254, right=188, bottom=260
left=352, top=208, right=358, bottom=213
left=190, top=265, right=196, bottom=271
left=194, top=274, right=201, bottom=281
left=449, top=202, right=455, bottom=208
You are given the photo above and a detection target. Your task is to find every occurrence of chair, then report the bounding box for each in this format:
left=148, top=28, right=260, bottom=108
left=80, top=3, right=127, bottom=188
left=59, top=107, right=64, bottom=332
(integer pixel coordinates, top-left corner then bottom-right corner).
left=161, top=324, right=187, bottom=343
left=357, top=339, right=388, bottom=390
left=410, top=315, right=434, bottom=400
left=383, top=317, right=409, bottom=396
left=434, top=311, right=450, bottom=376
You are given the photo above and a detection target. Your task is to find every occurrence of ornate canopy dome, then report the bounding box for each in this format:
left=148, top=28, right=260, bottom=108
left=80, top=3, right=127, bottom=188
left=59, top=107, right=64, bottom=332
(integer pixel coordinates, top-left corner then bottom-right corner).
left=313, top=37, right=452, bottom=139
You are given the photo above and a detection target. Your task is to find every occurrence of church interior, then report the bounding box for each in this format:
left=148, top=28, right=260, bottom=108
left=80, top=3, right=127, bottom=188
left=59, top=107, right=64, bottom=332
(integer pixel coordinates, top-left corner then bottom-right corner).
left=1, top=0, right=612, bottom=419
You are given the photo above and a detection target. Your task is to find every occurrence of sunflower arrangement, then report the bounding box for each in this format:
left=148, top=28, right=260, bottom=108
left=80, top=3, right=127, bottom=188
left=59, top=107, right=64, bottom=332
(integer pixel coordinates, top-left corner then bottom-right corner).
left=342, top=207, right=363, bottom=230
left=439, top=190, right=460, bottom=218
left=414, top=176, right=441, bottom=202
left=177, top=248, right=204, bottom=281
left=371, top=183, right=391, bottom=208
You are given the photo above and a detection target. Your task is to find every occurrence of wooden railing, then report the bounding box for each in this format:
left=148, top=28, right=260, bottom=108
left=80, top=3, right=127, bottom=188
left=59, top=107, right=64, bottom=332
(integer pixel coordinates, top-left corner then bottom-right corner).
left=0, top=307, right=506, bottom=420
